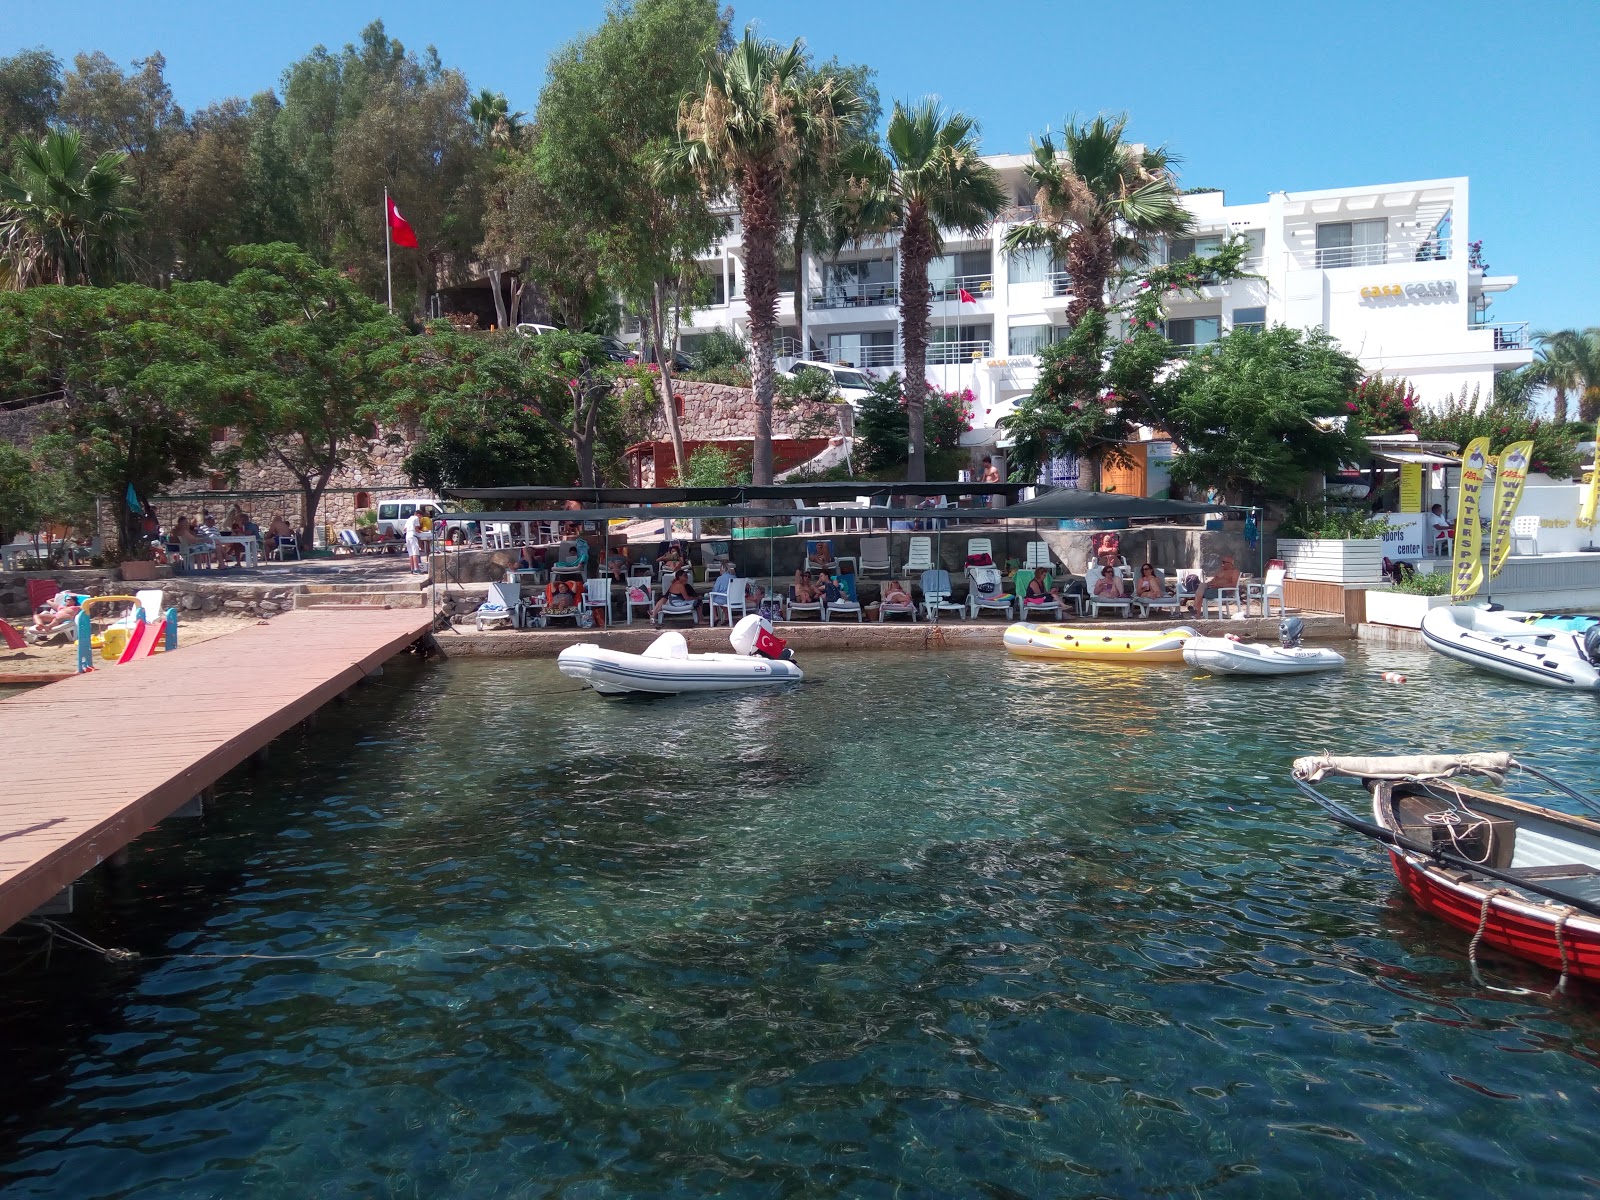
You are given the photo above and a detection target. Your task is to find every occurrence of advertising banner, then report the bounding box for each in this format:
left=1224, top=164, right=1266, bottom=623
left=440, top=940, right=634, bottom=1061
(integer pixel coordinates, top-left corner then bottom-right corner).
left=1579, top=418, right=1600, bottom=530
left=1488, top=440, right=1535, bottom=575
left=1399, top=463, right=1422, bottom=512
left=1451, top=437, right=1492, bottom=601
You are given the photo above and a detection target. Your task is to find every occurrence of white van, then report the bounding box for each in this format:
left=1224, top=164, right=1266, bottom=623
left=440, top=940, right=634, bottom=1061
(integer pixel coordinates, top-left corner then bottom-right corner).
left=778, top=360, right=877, bottom=408
left=374, top=498, right=448, bottom=540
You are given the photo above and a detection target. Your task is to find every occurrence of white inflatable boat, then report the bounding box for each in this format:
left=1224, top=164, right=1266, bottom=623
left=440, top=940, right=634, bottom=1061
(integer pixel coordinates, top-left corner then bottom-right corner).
left=557, top=615, right=804, bottom=696
left=1420, top=605, right=1600, bottom=691
left=1183, top=637, right=1345, bottom=676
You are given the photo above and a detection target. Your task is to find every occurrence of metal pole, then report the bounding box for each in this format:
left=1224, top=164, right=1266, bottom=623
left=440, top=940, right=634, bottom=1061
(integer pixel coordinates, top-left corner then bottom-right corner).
left=384, top=188, right=393, bottom=313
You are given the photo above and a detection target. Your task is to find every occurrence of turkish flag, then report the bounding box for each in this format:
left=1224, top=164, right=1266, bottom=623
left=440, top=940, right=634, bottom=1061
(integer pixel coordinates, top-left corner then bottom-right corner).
left=386, top=195, right=419, bottom=248
left=958, top=287, right=976, bottom=304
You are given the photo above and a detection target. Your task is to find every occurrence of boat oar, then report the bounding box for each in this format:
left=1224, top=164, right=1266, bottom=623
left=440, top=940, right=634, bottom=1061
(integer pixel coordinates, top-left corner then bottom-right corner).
left=1293, top=778, right=1600, bottom=921
left=1516, top=762, right=1600, bottom=821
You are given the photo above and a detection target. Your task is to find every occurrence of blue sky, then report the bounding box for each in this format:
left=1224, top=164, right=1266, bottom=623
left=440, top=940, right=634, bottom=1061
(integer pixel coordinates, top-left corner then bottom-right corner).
left=6, top=0, right=1598, bottom=334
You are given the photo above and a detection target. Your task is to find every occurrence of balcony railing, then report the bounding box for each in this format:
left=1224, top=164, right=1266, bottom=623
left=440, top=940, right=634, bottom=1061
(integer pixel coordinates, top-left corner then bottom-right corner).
left=820, top=343, right=898, bottom=369
left=1471, top=320, right=1530, bottom=351
left=773, top=336, right=804, bottom=357
left=809, top=281, right=898, bottom=310
left=927, top=338, right=994, bottom=365
left=931, top=273, right=995, bottom=302
left=1046, top=270, right=1072, bottom=297
left=1303, top=237, right=1453, bottom=270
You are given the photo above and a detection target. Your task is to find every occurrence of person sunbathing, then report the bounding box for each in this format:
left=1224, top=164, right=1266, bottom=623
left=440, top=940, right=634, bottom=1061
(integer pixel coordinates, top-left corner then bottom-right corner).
left=547, top=583, right=578, bottom=614
left=1135, top=563, right=1164, bottom=600
left=1093, top=569, right=1125, bottom=600
left=1022, top=574, right=1054, bottom=606
left=1187, top=556, right=1240, bottom=613
left=26, top=595, right=80, bottom=642
left=882, top=579, right=913, bottom=608
left=809, top=543, right=835, bottom=570
left=652, top=569, right=697, bottom=623
left=657, top=544, right=685, bottom=572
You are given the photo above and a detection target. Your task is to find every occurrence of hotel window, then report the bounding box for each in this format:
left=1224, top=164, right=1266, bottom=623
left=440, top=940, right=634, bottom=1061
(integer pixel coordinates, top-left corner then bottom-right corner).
left=929, top=322, right=993, bottom=363
left=1007, top=247, right=1049, bottom=285
left=1231, top=307, right=1267, bottom=332
left=930, top=250, right=993, bottom=299
left=777, top=267, right=796, bottom=294
left=1167, top=234, right=1223, bottom=263
left=698, top=266, right=726, bottom=307
left=826, top=330, right=896, bottom=368
left=1315, top=219, right=1386, bottom=268
left=1007, top=324, right=1057, bottom=355
left=819, top=258, right=895, bottom=307
left=1165, top=316, right=1220, bottom=347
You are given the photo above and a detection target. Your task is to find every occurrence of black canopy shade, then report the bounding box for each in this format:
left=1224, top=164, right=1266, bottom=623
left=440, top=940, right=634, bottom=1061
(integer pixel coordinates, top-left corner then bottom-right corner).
left=441, top=482, right=1026, bottom=504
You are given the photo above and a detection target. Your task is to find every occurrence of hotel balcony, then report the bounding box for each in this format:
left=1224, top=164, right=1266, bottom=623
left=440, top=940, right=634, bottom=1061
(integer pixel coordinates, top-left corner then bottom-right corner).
left=1470, top=320, right=1530, bottom=351
left=808, top=281, right=898, bottom=310
left=1293, top=237, right=1453, bottom=271
left=927, top=338, right=994, bottom=366
left=931, top=273, right=995, bottom=303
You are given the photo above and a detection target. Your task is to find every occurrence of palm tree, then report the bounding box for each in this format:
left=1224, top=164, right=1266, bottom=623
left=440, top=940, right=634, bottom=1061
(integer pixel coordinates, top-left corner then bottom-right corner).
left=469, top=89, right=524, bottom=150
left=669, top=28, right=862, bottom=485
left=0, top=129, right=138, bottom=288
left=834, top=99, right=1004, bottom=482
left=1001, top=114, right=1191, bottom=327
left=1532, top=327, right=1600, bottom=423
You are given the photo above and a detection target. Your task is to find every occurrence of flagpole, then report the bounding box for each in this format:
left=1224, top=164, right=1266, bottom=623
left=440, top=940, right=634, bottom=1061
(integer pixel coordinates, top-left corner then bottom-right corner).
left=384, top=187, right=393, bottom=312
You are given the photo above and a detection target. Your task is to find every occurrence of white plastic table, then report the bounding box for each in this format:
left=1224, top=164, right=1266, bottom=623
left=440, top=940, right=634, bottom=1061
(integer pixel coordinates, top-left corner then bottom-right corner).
left=214, top=535, right=260, bottom=567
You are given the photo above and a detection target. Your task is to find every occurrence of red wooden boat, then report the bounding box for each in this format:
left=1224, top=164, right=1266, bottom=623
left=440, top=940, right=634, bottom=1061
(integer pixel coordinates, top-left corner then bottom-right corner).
left=1294, top=753, right=1600, bottom=991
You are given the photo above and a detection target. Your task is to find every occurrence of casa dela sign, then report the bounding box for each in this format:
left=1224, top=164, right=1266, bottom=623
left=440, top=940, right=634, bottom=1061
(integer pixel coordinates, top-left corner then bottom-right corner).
left=1360, top=279, right=1458, bottom=302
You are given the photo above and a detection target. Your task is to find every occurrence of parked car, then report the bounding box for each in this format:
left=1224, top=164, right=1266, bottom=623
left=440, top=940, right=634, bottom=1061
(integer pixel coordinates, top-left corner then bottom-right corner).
left=597, top=336, right=635, bottom=363
left=374, top=497, right=476, bottom=545
left=777, top=360, right=876, bottom=407
left=514, top=323, right=560, bottom=338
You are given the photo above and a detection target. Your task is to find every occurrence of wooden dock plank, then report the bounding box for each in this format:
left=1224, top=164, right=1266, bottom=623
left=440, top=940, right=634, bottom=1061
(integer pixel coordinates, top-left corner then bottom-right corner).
left=0, top=609, right=431, bottom=933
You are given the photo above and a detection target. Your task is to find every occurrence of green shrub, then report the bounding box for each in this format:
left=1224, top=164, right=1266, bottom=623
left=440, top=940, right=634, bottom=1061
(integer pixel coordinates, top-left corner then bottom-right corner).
left=677, top=443, right=751, bottom=488
left=1412, top=383, right=1582, bottom=480
left=1391, top=570, right=1451, bottom=596
left=776, top=366, right=839, bottom=404
left=678, top=363, right=751, bottom=387
left=691, top=329, right=749, bottom=370
left=854, top=373, right=974, bottom=474
left=1278, top=499, right=1391, bottom=540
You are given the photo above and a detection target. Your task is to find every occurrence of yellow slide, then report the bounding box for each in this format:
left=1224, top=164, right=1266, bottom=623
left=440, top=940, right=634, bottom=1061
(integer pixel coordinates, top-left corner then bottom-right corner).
left=1002, top=622, right=1199, bottom=663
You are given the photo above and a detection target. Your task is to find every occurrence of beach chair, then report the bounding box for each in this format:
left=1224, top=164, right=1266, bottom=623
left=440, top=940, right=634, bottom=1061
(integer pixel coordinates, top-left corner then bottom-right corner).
left=476, top=581, right=521, bottom=631
left=823, top=572, right=863, bottom=622
left=1134, top=569, right=1184, bottom=619
left=269, top=535, right=299, bottom=562
left=1243, top=561, right=1287, bottom=618
left=655, top=595, right=699, bottom=627
left=708, top=577, right=749, bottom=627
left=1024, top=541, right=1053, bottom=571
left=878, top=579, right=918, bottom=622
left=901, top=536, right=935, bottom=577
left=1014, top=569, right=1065, bottom=621
left=858, top=536, right=891, bottom=576
left=918, top=570, right=964, bottom=622
left=1086, top=565, right=1133, bottom=618
left=966, top=537, right=994, bottom=562
left=582, top=578, right=612, bottom=627
left=804, top=539, right=837, bottom=573
left=337, top=529, right=362, bottom=555
left=1199, top=574, right=1242, bottom=618
left=623, top=580, right=654, bottom=625
left=785, top=587, right=823, bottom=622
left=532, top=581, right=586, bottom=628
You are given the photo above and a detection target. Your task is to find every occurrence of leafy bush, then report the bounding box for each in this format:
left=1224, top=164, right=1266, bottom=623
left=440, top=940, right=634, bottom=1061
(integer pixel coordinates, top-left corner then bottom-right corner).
left=854, top=373, right=973, bottom=473
left=1412, top=383, right=1582, bottom=479
left=1278, top=499, right=1391, bottom=540
left=1350, top=373, right=1418, bottom=435
left=1391, top=570, right=1451, bottom=596
left=690, top=329, right=749, bottom=370
left=678, top=363, right=751, bottom=387
left=776, top=366, right=839, bottom=404
left=677, top=443, right=751, bottom=488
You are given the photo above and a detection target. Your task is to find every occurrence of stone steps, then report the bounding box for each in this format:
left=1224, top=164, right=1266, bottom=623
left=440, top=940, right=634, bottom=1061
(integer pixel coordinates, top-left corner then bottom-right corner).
left=293, top=590, right=430, bottom=610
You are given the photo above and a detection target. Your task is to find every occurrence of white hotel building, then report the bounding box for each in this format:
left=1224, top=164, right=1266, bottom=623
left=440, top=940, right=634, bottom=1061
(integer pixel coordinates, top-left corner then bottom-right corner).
left=667, top=166, right=1532, bottom=449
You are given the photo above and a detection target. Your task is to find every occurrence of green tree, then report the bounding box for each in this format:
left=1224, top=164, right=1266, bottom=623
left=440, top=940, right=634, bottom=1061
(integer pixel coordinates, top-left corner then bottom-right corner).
left=403, top=406, right=572, bottom=493
left=0, top=49, right=63, bottom=154
left=529, top=0, right=726, bottom=480
left=0, top=129, right=139, bottom=287
left=469, top=88, right=524, bottom=151
left=669, top=28, right=862, bottom=484
left=155, top=99, right=257, bottom=280
left=834, top=99, right=1004, bottom=481
left=480, top=146, right=606, bottom=331
left=224, top=243, right=405, bottom=537
left=1002, top=114, right=1191, bottom=327
left=854, top=372, right=971, bottom=474
left=0, top=283, right=244, bottom=548
left=1155, top=324, right=1367, bottom=507
left=1531, top=327, right=1600, bottom=424
left=1412, top=382, right=1582, bottom=479
left=0, top=442, right=40, bottom=544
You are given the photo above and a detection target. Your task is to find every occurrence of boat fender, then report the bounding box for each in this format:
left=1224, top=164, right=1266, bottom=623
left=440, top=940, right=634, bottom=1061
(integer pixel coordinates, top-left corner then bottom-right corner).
left=1381, top=671, right=1407, bottom=683
left=1224, top=633, right=1242, bottom=643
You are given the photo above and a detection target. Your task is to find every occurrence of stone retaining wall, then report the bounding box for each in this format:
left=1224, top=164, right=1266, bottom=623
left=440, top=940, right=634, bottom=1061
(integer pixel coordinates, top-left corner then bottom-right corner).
left=644, top=380, right=853, bottom=442
left=0, top=569, right=301, bottom=619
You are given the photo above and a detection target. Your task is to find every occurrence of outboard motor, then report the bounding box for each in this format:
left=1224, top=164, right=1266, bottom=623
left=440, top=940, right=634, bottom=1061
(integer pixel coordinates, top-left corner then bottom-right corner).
left=1584, top=625, right=1600, bottom=667
left=730, top=613, right=795, bottom=662
left=1278, top=615, right=1305, bottom=649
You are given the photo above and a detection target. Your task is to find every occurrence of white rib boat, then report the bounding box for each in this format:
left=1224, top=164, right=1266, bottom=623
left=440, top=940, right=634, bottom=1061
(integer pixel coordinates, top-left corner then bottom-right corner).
left=1182, top=637, right=1345, bottom=676
left=558, top=617, right=803, bottom=696
left=1421, top=605, right=1600, bottom=691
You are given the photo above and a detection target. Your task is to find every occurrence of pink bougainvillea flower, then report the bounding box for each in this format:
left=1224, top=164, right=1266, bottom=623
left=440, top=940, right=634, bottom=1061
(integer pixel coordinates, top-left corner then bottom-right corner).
left=1347, top=402, right=1358, bottom=411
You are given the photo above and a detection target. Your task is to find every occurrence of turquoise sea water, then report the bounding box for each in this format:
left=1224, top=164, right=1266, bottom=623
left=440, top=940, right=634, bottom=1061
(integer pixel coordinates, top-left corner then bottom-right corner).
left=3, top=644, right=1600, bottom=1198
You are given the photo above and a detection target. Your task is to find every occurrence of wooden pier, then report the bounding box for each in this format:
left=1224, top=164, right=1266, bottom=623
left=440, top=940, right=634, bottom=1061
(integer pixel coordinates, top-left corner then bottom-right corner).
left=0, top=608, right=434, bottom=934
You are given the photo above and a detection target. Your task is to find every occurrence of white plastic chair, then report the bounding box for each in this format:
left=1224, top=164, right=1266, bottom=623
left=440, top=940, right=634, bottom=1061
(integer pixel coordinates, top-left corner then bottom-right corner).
left=823, top=582, right=863, bottom=622
left=1243, top=562, right=1287, bottom=617
left=655, top=596, right=699, bottom=626
left=1200, top=580, right=1242, bottom=619
left=879, top=580, right=918, bottom=622
left=1510, top=514, right=1540, bottom=556
left=858, top=537, right=891, bottom=575
left=476, top=581, right=521, bottom=631
left=967, top=537, right=993, bottom=560
left=967, top=572, right=1015, bottom=621
left=623, top=580, right=654, bottom=625
left=1133, top=569, right=1184, bottom=619
left=918, top=570, right=964, bottom=622
left=708, top=577, right=749, bottom=627
left=583, top=577, right=612, bottom=626
left=1014, top=569, right=1064, bottom=621
left=785, top=588, right=823, bottom=621
left=1024, top=541, right=1053, bottom=571
left=901, top=536, right=934, bottom=576
left=1086, top=565, right=1133, bottom=618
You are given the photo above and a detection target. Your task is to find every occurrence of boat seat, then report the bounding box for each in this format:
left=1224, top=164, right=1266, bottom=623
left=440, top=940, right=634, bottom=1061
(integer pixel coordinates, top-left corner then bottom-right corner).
left=1506, top=863, right=1600, bottom=881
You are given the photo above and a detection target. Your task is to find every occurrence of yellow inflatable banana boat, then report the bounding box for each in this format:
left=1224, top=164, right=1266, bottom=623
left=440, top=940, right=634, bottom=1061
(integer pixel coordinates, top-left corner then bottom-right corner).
left=1002, top=622, right=1199, bottom=663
